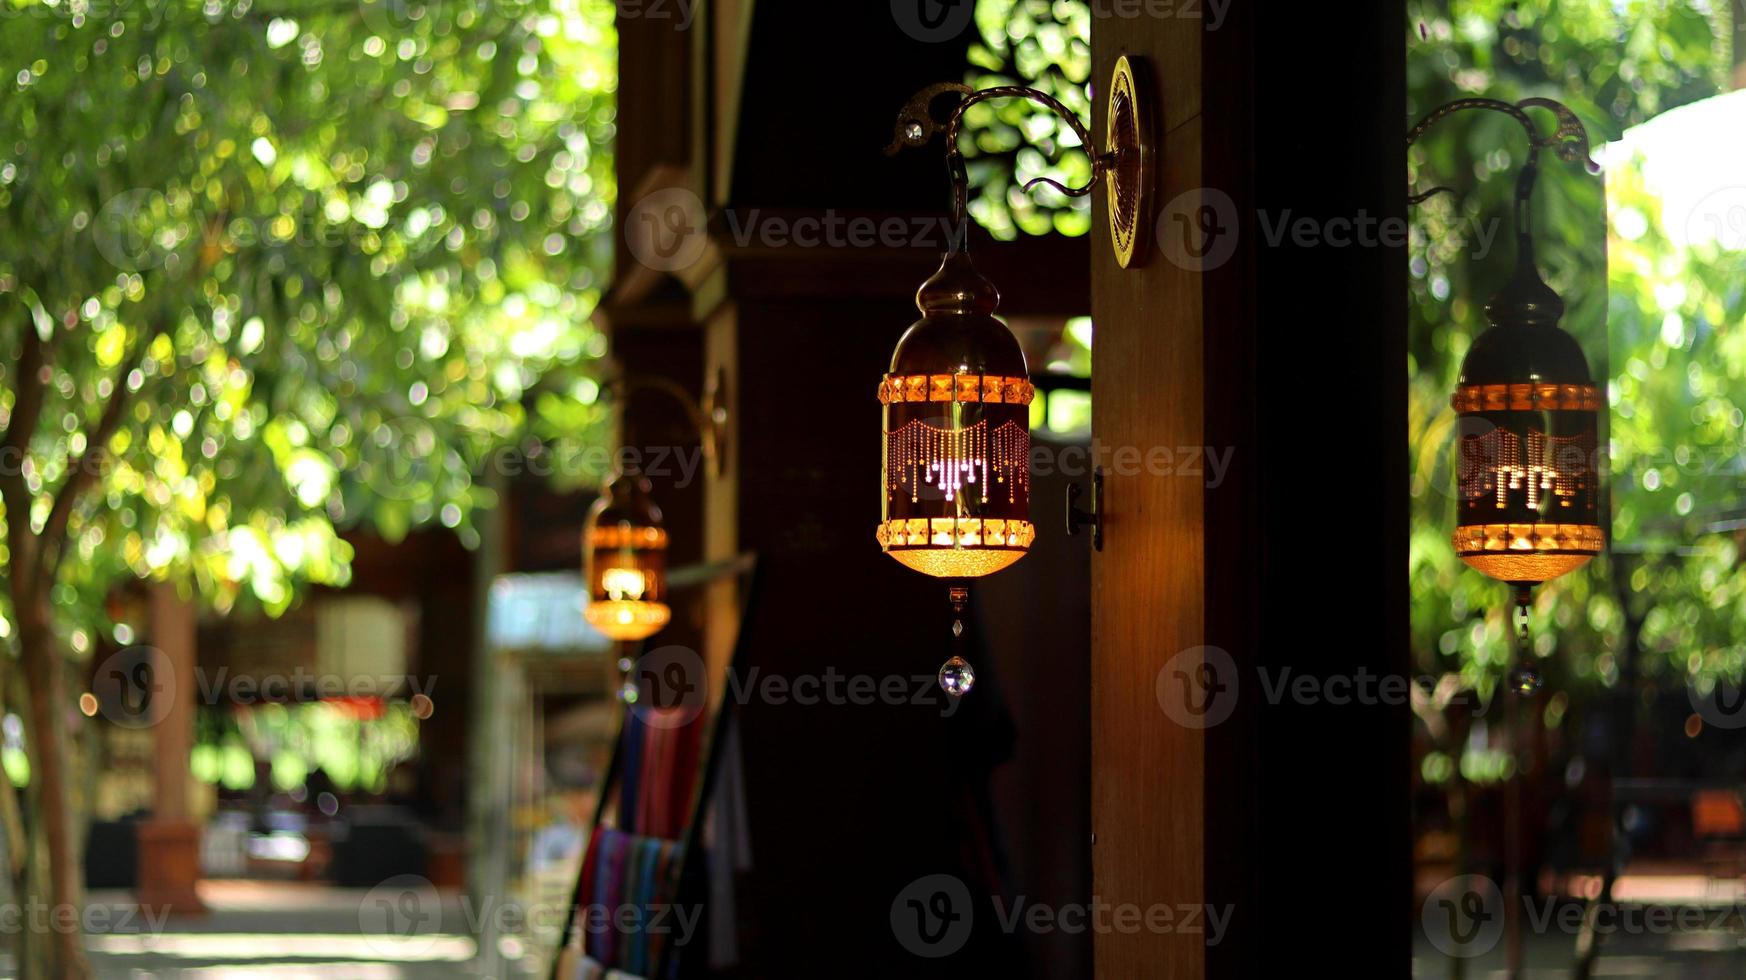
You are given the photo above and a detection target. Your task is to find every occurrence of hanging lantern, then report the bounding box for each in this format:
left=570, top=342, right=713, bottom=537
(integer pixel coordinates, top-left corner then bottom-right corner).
left=1409, top=96, right=1604, bottom=695
left=583, top=469, right=670, bottom=641
left=1451, top=257, right=1604, bottom=586
left=877, top=251, right=1036, bottom=578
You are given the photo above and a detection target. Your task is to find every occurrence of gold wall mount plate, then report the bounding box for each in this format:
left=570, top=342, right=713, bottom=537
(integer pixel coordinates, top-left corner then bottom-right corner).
left=1106, top=55, right=1155, bottom=269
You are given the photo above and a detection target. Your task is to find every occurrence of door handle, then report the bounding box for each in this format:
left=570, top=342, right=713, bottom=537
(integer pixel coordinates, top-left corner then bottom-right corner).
left=1066, top=466, right=1104, bottom=551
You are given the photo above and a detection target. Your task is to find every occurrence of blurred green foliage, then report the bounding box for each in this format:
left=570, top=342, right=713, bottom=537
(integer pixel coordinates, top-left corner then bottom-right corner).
left=1606, top=136, right=1746, bottom=691
left=964, top=0, right=1093, bottom=240
left=193, top=700, right=419, bottom=795
left=0, top=0, right=617, bottom=649
left=1406, top=0, right=1733, bottom=782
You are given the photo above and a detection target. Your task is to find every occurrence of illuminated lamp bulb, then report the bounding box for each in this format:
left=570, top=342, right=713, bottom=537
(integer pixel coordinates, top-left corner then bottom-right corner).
left=601, top=567, right=648, bottom=601
left=583, top=470, right=670, bottom=642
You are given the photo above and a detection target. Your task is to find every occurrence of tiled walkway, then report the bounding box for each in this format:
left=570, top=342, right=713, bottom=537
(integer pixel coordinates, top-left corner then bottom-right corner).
left=82, top=880, right=497, bottom=979
left=60, top=878, right=1746, bottom=978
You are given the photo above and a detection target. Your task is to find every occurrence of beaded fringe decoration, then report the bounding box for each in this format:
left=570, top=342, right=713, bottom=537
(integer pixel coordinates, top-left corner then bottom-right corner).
left=1458, top=427, right=1596, bottom=512
left=884, top=418, right=1030, bottom=505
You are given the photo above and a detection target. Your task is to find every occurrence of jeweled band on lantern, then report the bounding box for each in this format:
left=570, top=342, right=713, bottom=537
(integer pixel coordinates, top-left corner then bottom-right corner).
left=583, top=469, right=671, bottom=641
left=877, top=251, right=1035, bottom=578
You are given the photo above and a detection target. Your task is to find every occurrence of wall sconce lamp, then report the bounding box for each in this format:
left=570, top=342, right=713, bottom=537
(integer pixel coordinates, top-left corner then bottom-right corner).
left=1408, top=97, right=1601, bottom=694
left=582, top=372, right=729, bottom=642
left=881, top=58, right=1152, bottom=695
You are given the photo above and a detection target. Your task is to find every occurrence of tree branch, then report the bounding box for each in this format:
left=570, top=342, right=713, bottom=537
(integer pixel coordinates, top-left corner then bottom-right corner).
left=1, top=325, right=52, bottom=599
left=1, top=324, right=48, bottom=476
left=38, top=322, right=164, bottom=579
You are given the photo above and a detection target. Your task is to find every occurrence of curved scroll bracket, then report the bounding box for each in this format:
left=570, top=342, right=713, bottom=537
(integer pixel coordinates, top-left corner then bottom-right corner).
left=1406, top=96, right=1599, bottom=207
left=606, top=371, right=730, bottom=478
left=1516, top=97, right=1598, bottom=171
left=887, top=56, right=1155, bottom=267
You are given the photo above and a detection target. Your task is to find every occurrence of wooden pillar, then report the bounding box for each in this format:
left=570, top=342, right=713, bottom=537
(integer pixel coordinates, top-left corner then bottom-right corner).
left=700, top=302, right=739, bottom=679
left=137, top=582, right=203, bottom=915
left=1089, top=4, right=1411, bottom=977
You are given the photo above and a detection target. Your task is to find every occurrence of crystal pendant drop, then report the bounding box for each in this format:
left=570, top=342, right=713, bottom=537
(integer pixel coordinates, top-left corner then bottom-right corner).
left=951, top=618, right=964, bottom=638
left=938, top=656, right=975, bottom=697
left=1507, top=589, right=1541, bottom=696
left=1506, top=664, right=1542, bottom=696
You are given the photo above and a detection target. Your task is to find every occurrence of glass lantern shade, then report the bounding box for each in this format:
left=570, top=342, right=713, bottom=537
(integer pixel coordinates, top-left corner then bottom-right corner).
left=878, top=252, right=1035, bottom=577
left=583, top=470, right=671, bottom=641
left=1452, top=270, right=1604, bottom=584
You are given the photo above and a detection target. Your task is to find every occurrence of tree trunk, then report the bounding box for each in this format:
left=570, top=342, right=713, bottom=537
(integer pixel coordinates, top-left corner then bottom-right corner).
left=17, top=819, right=52, bottom=979
left=0, top=678, right=46, bottom=980
left=15, top=595, right=89, bottom=979
left=0, top=695, right=36, bottom=979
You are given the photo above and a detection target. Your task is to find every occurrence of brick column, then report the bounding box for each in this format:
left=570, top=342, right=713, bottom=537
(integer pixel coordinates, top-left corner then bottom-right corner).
left=136, top=582, right=204, bottom=915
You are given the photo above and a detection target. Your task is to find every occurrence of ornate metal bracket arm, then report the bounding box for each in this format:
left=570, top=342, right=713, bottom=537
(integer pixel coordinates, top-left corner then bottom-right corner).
left=886, top=57, right=1155, bottom=268
left=605, top=370, right=730, bottom=477
left=1405, top=96, right=1597, bottom=207
left=887, top=83, right=1112, bottom=227
left=1406, top=96, right=1598, bottom=280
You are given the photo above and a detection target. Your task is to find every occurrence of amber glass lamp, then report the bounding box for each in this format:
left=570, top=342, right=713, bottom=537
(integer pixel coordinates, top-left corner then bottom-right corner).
left=877, top=252, right=1036, bottom=578
left=876, top=251, right=1034, bottom=696
left=583, top=469, right=670, bottom=641
left=579, top=373, right=726, bottom=642
left=1451, top=255, right=1603, bottom=587
left=1410, top=96, right=1603, bottom=694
